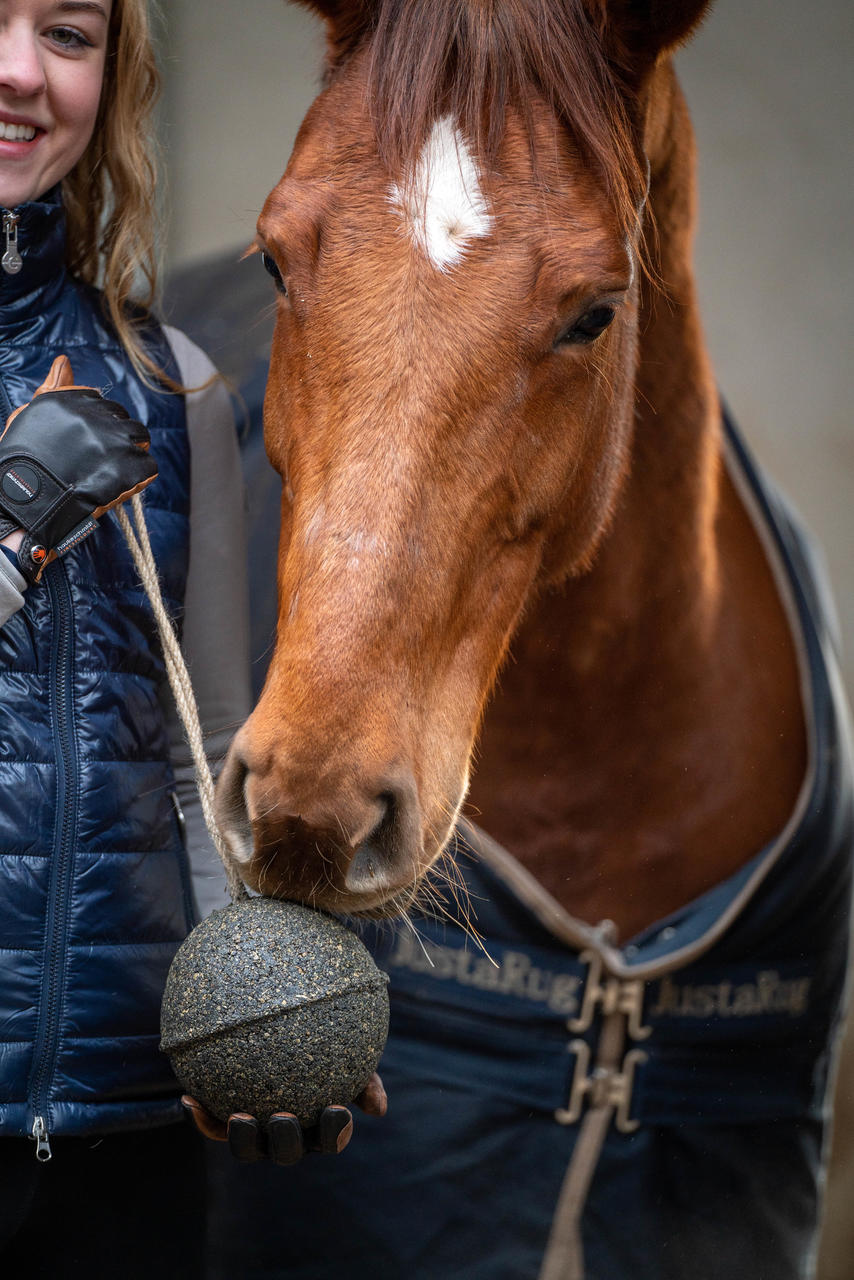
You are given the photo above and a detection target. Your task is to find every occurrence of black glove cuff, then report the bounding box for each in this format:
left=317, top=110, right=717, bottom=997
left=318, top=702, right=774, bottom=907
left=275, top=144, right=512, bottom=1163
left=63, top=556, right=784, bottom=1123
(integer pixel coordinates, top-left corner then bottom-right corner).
left=14, top=516, right=100, bottom=585
left=0, top=453, right=76, bottom=535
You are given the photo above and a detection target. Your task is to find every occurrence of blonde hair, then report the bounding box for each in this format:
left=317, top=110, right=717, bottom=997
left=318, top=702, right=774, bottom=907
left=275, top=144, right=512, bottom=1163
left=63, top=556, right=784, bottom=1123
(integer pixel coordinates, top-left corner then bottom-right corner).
left=62, top=0, right=165, bottom=383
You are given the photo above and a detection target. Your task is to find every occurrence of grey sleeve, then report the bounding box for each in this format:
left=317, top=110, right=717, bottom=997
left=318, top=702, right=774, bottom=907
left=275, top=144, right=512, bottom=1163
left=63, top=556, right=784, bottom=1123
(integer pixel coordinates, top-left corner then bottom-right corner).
left=0, top=554, right=27, bottom=628
left=163, top=325, right=254, bottom=920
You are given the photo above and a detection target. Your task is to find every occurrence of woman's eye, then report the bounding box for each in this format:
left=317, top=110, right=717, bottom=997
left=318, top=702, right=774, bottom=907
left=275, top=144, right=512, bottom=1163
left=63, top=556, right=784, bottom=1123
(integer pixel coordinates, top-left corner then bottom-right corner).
left=556, top=305, right=617, bottom=347
left=48, top=27, right=93, bottom=50
left=261, top=252, right=287, bottom=296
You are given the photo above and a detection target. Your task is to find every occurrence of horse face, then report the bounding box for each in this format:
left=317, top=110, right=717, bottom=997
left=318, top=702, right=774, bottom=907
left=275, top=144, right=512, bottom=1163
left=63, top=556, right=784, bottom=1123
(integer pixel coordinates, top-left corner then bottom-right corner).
left=216, top=61, right=640, bottom=914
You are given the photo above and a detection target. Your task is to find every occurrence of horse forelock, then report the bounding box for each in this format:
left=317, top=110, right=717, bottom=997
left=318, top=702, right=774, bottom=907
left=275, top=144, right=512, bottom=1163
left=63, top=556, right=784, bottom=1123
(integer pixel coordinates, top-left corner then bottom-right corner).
left=329, top=0, right=646, bottom=245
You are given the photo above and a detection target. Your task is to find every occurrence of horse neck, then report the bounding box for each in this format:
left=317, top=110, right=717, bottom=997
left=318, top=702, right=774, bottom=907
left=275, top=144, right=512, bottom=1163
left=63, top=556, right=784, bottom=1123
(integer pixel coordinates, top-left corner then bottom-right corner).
left=466, top=62, right=806, bottom=938
left=618, top=63, right=721, bottom=633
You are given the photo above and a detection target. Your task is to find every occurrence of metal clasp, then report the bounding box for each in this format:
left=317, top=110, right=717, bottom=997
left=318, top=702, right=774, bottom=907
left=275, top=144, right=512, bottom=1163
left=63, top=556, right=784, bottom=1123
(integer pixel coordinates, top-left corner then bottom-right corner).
left=2, top=212, right=22, bottom=275
left=555, top=1040, right=648, bottom=1134
left=569, top=949, right=651, bottom=1041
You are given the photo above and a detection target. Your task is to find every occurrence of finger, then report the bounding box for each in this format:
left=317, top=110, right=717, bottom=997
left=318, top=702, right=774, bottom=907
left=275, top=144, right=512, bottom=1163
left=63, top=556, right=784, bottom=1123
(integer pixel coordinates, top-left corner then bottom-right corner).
left=2, top=357, right=79, bottom=437
left=37, top=355, right=75, bottom=394
left=316, top=1106, right=354, bottom=1155
left=7, top=358, right=90, bottom=427
left=267, top=1113, right=305, bottom=1166
left=181, top=1095, right=228, bottom=1142
left=227, top=1113, right=266, bottom=1163
left=127, top=422, right=151, bottom=451
left=355, top=1073, right=388, bottom=1118
left=95, top=397, right=149, bottom=447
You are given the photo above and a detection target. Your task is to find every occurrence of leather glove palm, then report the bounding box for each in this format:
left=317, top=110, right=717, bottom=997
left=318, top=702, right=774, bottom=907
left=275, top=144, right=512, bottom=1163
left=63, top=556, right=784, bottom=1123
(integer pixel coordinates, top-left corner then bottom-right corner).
left=0, top=355, right=158, bottom=583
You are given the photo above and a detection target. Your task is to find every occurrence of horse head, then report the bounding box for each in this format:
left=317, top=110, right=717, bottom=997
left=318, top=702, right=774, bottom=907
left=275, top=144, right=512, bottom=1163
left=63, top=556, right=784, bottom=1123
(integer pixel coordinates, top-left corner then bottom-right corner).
left=216, top=0, right=711, bottom=915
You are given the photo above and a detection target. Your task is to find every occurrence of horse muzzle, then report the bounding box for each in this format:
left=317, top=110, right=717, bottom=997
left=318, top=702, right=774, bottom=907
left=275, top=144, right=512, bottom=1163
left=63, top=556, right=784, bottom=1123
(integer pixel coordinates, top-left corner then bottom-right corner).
left=214, top=733, right=431, bottom=914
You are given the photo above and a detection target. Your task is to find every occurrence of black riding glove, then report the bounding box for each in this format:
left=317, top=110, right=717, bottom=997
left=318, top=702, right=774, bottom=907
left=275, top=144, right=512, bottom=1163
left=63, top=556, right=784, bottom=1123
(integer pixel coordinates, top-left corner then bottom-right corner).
left=181, top=1073, right=388, bottom=1166
left=0, top=356, right=158, bottom=583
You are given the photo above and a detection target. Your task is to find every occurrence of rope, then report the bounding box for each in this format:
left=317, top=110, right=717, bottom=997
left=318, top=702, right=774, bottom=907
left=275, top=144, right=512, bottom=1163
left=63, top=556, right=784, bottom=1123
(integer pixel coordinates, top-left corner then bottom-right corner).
left=115, top=494, right=248, bottom=903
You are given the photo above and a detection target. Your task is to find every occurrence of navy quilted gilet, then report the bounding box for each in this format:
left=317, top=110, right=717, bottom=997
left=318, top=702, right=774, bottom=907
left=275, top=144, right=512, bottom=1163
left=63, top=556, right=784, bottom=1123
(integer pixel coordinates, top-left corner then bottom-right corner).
left=0, top=191, right=193, bottom=1144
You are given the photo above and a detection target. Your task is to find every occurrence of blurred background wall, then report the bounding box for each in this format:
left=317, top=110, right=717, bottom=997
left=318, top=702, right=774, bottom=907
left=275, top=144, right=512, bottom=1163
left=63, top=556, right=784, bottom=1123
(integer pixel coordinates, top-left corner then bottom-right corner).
left=155, top=6, right=853, bottom=1274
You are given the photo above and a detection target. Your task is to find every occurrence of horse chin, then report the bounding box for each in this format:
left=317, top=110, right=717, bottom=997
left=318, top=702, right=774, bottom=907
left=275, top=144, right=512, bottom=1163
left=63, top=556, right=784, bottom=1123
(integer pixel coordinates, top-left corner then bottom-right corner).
left=247, top=850, right=436, bottom=920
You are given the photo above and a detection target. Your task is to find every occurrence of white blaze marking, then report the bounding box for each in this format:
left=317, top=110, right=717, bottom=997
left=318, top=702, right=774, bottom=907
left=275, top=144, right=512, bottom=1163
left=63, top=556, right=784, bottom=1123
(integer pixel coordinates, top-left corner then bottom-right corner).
left=390, top=115, right=491, bottom=271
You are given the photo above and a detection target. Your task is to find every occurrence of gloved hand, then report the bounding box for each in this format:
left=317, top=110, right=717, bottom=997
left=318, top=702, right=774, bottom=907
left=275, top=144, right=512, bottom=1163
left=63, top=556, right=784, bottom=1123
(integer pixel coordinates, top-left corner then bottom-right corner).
left=181, top=1072, right=388, bottom=1166
left=0, top=355, right=158, bottom=583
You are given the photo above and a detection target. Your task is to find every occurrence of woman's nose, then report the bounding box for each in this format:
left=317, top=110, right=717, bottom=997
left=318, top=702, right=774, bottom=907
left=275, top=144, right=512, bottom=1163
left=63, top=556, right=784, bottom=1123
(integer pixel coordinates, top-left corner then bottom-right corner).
left=0, top=24, right=47, bottom=99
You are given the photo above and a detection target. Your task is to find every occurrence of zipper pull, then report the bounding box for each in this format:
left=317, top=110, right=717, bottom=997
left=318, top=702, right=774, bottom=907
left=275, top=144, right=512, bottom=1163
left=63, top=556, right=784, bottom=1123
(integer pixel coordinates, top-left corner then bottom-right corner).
left=2, top=212, right=23, bottom=275
left=30, top=1115, right=52, bottom=1162
left=170, top=788, right=187, bottom=846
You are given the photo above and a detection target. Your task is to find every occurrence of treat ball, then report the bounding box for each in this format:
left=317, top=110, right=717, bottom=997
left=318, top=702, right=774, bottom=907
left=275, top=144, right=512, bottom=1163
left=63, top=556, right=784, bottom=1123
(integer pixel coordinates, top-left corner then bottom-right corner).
left=160, top=897, right=389, bottom=1128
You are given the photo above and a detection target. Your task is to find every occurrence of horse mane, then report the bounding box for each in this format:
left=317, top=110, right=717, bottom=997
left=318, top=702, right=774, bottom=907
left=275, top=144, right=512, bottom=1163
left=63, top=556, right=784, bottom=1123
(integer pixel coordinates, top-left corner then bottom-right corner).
left=327, top=0, right=646, bottom=241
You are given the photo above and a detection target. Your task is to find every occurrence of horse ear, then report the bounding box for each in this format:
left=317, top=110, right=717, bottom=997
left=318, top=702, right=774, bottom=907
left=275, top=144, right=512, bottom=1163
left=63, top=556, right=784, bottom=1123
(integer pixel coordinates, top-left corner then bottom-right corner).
left=592, top=0, right=712, bottom=82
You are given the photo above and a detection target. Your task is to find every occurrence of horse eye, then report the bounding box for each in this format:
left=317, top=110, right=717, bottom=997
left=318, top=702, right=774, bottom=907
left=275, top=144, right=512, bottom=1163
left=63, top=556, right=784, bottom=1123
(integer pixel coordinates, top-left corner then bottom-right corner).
left=557, top=305, right=616, bottom=347
left=261, top=251, right=287, bottom=296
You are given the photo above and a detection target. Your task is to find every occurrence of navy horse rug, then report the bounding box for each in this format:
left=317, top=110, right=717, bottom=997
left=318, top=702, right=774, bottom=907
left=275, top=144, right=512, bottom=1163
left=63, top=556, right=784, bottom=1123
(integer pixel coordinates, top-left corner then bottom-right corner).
left=203, top=414, right=853, bottom=1280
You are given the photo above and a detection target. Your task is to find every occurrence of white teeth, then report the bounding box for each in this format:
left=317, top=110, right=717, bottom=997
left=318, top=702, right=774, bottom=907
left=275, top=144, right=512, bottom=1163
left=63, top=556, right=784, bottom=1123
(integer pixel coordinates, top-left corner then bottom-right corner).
left=0, top=122, right=37, bottom=141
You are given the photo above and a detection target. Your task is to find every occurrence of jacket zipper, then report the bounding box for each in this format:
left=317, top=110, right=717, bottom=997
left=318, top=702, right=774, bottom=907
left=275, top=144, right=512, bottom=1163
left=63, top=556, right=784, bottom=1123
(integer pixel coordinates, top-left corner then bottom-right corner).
left=27, top=562, right=78, bottom=1161
left=0, top=213, right=54, bottom=1154
left=2, top=211, right=23, bottom=274
left=0, top=214, right=20, bottom=417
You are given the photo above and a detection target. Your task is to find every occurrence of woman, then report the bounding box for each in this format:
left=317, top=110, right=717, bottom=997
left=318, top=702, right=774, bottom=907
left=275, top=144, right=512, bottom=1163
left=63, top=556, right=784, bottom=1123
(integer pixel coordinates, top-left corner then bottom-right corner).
left=0, top=1, right=251, bottom=1272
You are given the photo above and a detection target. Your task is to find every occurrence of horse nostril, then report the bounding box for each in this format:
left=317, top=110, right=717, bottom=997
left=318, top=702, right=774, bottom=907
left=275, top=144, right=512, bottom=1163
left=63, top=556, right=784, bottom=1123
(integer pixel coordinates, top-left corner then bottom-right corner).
left=214, top=748, right=254, bottom=865
left=345, top=842, right=391, bottom=893
left=344, top=780, right=419, bottom=895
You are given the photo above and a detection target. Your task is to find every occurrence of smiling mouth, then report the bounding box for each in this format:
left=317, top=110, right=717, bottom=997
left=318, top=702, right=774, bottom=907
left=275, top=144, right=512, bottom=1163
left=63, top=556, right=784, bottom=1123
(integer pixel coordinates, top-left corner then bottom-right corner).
left=0, top=122, right=38, bottom=142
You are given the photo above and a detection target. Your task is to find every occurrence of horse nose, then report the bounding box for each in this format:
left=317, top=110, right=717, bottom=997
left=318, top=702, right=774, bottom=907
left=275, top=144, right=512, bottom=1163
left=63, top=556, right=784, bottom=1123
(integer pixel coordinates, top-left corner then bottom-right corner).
left=215, top=740, right=422, bottom=904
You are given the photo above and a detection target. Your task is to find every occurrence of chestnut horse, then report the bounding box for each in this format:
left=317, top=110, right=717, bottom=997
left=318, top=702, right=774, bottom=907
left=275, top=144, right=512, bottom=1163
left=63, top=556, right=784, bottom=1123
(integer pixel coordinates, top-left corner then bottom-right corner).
left=213, top=2, right=853, bottom=1276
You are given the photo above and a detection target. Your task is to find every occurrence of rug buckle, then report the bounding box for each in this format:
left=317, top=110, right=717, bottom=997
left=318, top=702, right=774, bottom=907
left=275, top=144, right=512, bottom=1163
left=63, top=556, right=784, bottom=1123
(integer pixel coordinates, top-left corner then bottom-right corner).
left=555, top=1040, right=648, bottom=1134
left=569, top=950, right=652, bottom=1042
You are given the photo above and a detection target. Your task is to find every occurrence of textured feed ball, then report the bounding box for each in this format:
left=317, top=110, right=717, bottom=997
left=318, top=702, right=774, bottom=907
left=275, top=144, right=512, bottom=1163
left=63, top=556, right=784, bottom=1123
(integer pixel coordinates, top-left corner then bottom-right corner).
left=160, top=897, right=389, bottom=1128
